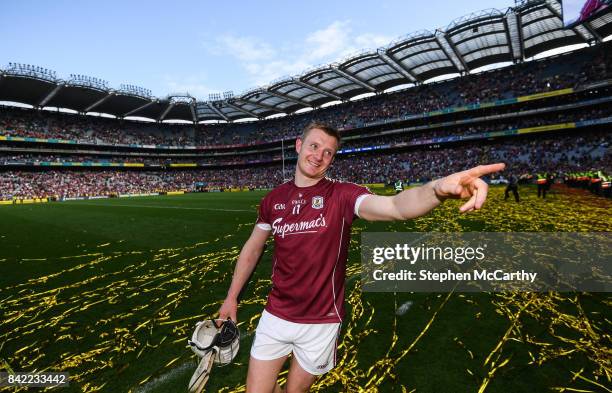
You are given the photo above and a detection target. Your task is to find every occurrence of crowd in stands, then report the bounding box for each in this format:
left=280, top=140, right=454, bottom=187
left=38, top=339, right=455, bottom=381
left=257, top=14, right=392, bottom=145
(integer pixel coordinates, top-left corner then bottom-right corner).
left=0, top=109, right=195, bottom=145
left=0, top=167, right=279, bottom=200
left=0, top=152, right=286, bottom=166
left=2, top=105, right=609, bottom=167
left=1, top=130, right=608, bottom=199
left=339, top=106, right=612, bottom=150
left=0, top=43, right=610, bottom=148
left=330, top=131, right=610, bottom=184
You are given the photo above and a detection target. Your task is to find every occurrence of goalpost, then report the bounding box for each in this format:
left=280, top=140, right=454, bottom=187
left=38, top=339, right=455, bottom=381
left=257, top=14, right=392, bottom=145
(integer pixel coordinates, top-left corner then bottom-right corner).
left=282, top=138, right=292, bottom=182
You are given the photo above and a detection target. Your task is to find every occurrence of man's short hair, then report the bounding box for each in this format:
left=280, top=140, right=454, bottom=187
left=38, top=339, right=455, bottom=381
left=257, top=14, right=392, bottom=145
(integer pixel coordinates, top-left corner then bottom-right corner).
left=301, top=122, right=341, bottom=145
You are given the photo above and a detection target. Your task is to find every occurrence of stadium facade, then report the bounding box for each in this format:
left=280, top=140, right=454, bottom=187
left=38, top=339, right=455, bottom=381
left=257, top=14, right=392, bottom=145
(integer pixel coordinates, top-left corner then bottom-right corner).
left=0, top=0, right=611, bottom=200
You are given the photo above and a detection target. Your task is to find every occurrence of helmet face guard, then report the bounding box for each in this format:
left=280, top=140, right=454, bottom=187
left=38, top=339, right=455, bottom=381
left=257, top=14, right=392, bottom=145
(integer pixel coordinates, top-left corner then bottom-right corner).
left=188, top=319, right=240, bottom=366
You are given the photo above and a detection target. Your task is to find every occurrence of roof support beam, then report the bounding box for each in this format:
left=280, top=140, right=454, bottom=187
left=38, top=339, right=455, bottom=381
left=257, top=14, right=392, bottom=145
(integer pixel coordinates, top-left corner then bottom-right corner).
left=266, top=90, right=310, bottom=108
left=123, top=101, right=155, bottom=117
left=225, top=101, right=260, bottom=119
left=444, top=34, right=470, bottom=71
left=206, top=102, right=230, bottom=122
left=572, top=24, right=594, bottom=42
left=377, top=50, right=419, bottom=83
left=190, top=103, right=198, bottom=123
left=158, top=102, right=174, bottom=122
left=39, top=84, right=64, bottom=107
left=85, top=92, right=113, bottom=112
left=332, top=68, right=376, bottom=92
left=502, top=15, right=516, bottom=61
left=581, top=21, right=603, bottom=43
left=292, top=79, right=343, bottom=101
left=435, top=33, right=469, bottom=73
left=506, top=11, right=524, bottom=61
left=515, top=10, right=525, bottom=61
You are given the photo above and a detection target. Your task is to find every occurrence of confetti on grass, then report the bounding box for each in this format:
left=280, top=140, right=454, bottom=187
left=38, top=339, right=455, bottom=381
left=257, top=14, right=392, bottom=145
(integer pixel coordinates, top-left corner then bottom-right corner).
left=0, top=187, right=610, bottom=392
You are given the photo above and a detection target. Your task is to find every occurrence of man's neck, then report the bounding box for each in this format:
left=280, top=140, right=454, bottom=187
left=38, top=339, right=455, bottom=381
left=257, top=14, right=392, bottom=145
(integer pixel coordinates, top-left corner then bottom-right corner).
left=294, top=170, right=324, bottom=188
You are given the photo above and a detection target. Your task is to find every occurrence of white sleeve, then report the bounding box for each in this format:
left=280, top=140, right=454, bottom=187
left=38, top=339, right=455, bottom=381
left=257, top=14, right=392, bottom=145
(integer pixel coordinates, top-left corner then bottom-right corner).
left=256, top=223, right=271, bottom=231
left=354, top=194, right=372, bottom=218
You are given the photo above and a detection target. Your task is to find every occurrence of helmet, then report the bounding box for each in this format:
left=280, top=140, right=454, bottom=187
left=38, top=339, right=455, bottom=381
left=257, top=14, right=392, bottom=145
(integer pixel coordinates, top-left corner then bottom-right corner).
left=188, top=319, right=240, bottom=366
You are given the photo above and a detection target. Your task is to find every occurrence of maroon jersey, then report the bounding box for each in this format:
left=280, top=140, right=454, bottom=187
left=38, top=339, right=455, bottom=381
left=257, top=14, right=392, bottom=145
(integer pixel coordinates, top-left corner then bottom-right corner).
left=256, top=178, right=371, bottom=323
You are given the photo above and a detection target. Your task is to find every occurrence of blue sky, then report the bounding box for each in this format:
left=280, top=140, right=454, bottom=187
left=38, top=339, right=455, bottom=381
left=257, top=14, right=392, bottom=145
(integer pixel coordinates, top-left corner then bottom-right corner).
left=2, top=0, right=521, bottom=100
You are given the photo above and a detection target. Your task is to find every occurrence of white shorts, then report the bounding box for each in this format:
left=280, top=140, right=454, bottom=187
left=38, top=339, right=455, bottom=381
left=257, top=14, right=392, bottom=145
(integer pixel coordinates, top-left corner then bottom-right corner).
left=250, top=310, right=341, bottom=375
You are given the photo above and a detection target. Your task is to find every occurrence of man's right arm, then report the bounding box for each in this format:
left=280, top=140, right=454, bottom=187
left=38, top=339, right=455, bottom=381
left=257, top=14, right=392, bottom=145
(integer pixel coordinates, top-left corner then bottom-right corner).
left=218, top=225, right=270, bottom=322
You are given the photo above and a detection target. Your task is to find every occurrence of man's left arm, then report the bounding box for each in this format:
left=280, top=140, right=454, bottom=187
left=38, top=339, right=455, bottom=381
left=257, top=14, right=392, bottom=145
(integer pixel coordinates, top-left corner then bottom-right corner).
left=358, top=163, right=506, bottom=222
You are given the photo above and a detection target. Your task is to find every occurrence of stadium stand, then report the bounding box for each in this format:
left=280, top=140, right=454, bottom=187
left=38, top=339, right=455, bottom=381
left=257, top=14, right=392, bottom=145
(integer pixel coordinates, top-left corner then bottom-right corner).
left=1, top=128, right=609, bottom=199
left=1, top=1, right=611, bottom=201
left=1, top=42, right=610, bottom=147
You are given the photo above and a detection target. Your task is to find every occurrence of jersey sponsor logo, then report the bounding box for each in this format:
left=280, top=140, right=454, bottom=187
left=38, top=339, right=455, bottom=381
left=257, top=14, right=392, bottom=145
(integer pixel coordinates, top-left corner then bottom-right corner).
left=274, top=203, right=286, bottom=210
left=271, top=214, right=327, bottom=238
left=312, top=196, right=324, bottom=209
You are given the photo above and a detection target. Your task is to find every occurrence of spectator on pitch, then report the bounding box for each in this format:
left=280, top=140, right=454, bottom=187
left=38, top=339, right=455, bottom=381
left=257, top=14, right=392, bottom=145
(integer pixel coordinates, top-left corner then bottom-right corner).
left=504, top=173, right=520, bottom=202
left=537, top=172, right=548, bottom=198
left=217, top=121, right=505, bottom=392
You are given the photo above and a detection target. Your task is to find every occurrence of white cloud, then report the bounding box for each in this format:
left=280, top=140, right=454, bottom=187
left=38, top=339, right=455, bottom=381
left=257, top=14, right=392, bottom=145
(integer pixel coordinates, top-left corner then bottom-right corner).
left=305, top=20, right=352, bottom=60
left=208, top=20, right=394, bottom=89
left=216, top=35, right=276, bottom=62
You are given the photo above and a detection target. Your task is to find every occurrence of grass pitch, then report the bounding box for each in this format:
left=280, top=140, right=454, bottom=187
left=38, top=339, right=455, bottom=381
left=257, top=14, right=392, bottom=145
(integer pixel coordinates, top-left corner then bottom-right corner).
left=0, top=186, right=610, bottom=392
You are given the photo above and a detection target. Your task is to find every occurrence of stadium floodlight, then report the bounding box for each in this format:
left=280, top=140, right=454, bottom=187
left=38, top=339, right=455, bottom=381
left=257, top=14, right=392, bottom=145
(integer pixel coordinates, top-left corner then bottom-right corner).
left=222, top=91, right=234, bottom=100
left=208, top=93, right=222, bottom=102
left=68, top=74, right=109, bottom=90
left=118, top=84, right=152, bottom=99
left=4, top=62, right=57, bottom=82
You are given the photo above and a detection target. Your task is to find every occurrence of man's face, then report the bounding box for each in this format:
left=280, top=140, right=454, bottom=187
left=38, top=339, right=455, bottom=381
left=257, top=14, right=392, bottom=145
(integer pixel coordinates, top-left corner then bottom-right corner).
left=295, top=128, right=338, bottom=180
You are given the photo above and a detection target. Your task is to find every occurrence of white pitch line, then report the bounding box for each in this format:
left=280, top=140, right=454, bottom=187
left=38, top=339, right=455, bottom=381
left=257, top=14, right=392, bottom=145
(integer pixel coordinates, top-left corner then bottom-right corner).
left=134, top=360, right=194, bottom=393
left=59, top=202, right=252, bottom=212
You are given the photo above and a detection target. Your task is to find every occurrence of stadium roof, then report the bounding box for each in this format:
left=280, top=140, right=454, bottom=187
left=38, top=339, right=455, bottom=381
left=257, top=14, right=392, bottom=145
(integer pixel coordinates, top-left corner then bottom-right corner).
left=0, top=0, right=610, bottom=123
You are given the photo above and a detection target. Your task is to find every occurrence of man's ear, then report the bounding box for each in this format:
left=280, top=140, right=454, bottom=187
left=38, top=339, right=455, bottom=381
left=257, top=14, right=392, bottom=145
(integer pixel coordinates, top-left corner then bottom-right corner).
left=295, top=138, right=302, bottom=154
